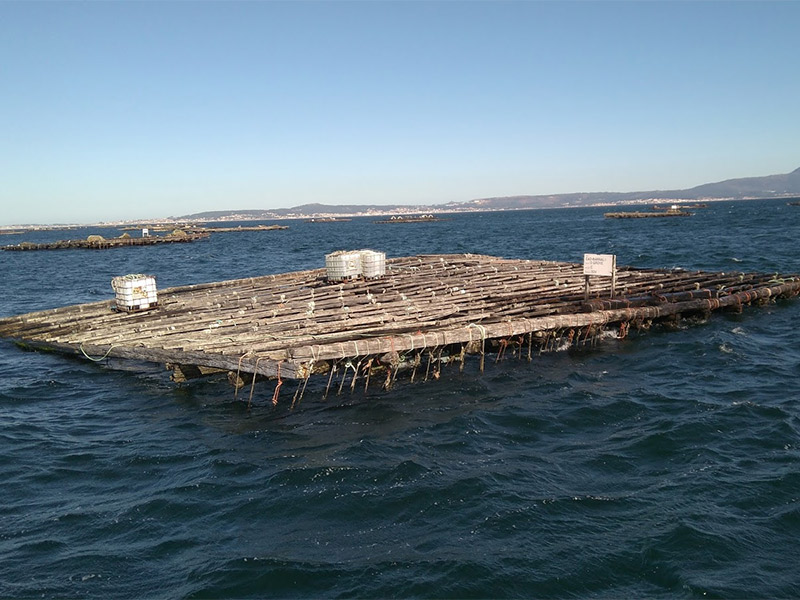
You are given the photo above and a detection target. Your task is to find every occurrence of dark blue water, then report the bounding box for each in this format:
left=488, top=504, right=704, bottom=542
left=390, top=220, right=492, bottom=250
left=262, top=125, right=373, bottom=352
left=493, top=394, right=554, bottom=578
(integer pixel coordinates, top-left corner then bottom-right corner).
left=2, top=200, right=800, bottom=598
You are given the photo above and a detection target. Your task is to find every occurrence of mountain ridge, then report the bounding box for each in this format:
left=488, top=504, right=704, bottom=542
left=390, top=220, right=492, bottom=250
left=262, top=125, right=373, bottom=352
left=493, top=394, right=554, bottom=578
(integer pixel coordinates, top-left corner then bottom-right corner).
left=179, top=166, right=800, bottom=220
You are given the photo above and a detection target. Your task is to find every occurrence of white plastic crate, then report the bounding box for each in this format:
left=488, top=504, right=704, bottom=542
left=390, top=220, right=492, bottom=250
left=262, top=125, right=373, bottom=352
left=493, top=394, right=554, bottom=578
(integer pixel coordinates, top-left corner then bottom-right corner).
left=111, top=274, right=158, bottom=311
left=359, top=249, right=386, bottom=279
left=325, top=251, right=363, bottom=281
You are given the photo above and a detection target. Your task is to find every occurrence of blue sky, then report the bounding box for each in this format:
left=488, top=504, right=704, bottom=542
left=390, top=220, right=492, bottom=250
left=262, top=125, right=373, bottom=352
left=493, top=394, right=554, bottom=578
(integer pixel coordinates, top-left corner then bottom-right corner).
left=1, top=1, right=798, bottom=225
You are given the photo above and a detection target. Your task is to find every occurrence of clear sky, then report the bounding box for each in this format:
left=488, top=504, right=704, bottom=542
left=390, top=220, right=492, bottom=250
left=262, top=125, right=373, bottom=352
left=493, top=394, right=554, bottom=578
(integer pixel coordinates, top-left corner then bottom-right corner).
left=1, top=0, right=798, bottom=225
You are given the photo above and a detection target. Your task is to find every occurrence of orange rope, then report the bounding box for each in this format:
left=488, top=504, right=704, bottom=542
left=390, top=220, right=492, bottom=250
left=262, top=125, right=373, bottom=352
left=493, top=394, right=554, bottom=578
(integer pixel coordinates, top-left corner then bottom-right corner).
left=272, top=362, right=283, bottom=406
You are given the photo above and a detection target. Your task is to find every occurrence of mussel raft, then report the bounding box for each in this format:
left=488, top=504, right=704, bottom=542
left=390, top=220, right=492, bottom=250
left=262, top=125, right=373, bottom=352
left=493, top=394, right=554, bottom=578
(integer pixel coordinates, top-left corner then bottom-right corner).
left=1, top=253, right=799, bottom=405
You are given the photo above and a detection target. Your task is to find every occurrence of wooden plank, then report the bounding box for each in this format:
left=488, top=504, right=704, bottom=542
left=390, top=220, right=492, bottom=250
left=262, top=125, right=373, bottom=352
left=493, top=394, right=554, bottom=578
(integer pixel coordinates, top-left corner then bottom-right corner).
left=1, top=255, right=799, bottom=383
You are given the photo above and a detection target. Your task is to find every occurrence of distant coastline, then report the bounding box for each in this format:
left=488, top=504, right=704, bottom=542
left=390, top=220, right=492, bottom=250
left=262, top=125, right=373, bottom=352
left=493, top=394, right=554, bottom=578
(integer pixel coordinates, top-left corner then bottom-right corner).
left=3, top=166, right=799, bottom=229
left=2, top=194, right=797, bottom=232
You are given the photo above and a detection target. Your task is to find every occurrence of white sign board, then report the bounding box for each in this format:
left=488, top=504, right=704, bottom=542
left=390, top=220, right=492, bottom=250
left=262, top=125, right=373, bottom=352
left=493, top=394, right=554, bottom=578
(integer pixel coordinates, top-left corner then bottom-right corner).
left=583, top=253, right=616, bottom=277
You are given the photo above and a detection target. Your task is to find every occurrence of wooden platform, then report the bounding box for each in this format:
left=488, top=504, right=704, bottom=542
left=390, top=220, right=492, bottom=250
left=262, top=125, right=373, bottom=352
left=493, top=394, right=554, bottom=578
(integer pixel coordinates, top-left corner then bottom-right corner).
left=2, top=232, right=209, bottom=251
left=604, top=209, right=692, bottom=219
left=1, top=254, right=799, bottom=400
left=192, top=225, right=289, bottom=233
left=374, top=215, right=445, bottom=223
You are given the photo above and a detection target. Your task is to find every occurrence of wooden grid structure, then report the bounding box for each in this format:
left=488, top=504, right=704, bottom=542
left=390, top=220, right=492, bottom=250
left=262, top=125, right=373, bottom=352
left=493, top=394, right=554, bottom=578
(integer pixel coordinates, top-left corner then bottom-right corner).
left=2, top=232, right=209, bottom=251
left=1, top=254, right=799, bottom=402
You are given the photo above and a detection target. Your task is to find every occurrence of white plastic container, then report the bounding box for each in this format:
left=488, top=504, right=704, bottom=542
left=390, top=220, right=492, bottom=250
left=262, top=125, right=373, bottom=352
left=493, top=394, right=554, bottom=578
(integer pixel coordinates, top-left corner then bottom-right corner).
left=111, top=274, right=158, bottom=311
left=325, top=251, right=363, bottom=281
left=359, top=249, right=386, bottom=279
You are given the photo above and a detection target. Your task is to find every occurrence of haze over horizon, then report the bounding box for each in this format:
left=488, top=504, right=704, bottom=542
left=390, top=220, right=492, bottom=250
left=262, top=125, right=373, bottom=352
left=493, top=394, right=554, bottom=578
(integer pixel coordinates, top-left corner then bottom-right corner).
left=2, top=1, right=798, bottom=226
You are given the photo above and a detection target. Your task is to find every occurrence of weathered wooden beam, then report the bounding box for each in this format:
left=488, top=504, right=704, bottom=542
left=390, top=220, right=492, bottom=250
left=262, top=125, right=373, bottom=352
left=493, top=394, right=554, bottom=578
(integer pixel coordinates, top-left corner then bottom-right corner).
left=287, top=280, right=800, bottom=367
left=2, top=255, right=798, bottom=384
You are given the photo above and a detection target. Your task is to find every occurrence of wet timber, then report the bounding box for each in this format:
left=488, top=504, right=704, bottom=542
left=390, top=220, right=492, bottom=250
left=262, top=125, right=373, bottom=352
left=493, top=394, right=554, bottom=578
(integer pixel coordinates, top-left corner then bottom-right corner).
left=1, top=254, right=798, bottom=396
left=191, top=225, right=289, bottom=233
left=604, top=209, right=692, bottom=219
left=2, top=232, right=209, bottom=251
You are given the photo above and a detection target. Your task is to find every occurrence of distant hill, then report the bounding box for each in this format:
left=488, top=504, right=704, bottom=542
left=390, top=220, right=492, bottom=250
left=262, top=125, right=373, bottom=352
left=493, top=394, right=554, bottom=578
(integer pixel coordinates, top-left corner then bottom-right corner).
left=679, top=166, right=800, bottom=199
left=453, top=166, right=800, bottom=210
left=179, top=166, right=800, bottom=219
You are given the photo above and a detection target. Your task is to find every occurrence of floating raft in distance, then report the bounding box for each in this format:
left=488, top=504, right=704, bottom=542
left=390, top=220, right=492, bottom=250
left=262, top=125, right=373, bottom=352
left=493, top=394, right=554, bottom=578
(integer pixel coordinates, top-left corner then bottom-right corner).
left=306, top=217, right=352, bottom=223
left=604, top=209, right=692, bottom=219
left=119, top=223, right=290, bottom=232
left=2, top=231, right=210, bottom=251
left=2, top=224, right=289, bottom=251
left=374, top=215, right=445, bottom=224
left=653, top=203, right=707, bottom=210
left=1, top=254, right=798, bottom=401
left=190, top=224, right=289, bottom=233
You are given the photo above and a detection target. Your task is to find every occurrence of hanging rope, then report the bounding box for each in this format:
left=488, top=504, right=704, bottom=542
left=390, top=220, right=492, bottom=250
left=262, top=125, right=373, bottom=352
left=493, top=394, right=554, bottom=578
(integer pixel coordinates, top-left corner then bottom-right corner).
left=338, top=360, right=353, bottom=396
left=383, top=365, right=393, bottom=390
left=363, top=358, right=373, bottom=393
left=432, top=347, right=443, bottom=379
left=424, top=350, right=433, bottom=381
left=348, top=358, right=362, bottom=392
left=323, top=362, right=337, bottom=400
left=271, top=361, right=283, bottom=406
left=247, top=355, right=265, bottom=410
left=291, top=361, right=314, bottom=410
left=233, top=351, right=252, bottom=401
left=468, top=323, right=487, bottom=372
left=79, top=343, right=117, bottom=362
left=495, top=339, right=509, bottom=363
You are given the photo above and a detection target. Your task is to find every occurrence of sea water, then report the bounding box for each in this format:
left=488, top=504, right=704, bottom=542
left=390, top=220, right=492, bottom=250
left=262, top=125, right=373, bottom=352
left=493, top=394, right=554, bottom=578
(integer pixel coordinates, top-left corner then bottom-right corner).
left=1, top=200, right=799, bottom=598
